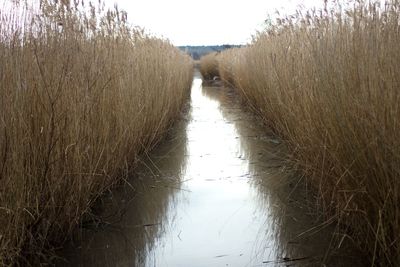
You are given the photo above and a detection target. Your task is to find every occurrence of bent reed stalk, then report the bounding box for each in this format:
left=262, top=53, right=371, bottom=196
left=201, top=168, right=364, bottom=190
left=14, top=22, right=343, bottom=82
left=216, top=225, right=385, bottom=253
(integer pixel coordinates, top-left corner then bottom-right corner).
left=212, top=0, right=400, bottom=265
left=0, top=0, right=193, bottom=265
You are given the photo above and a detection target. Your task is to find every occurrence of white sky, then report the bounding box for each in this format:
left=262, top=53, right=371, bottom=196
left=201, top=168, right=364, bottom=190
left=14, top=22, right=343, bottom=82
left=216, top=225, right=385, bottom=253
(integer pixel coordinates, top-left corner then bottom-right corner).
left=106, top=0, right=324, bottom=46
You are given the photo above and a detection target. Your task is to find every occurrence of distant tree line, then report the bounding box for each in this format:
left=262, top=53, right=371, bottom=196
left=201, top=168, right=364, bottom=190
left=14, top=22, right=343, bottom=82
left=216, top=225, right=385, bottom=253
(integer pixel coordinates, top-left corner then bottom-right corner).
left=178, top=44, right=242, bottom=60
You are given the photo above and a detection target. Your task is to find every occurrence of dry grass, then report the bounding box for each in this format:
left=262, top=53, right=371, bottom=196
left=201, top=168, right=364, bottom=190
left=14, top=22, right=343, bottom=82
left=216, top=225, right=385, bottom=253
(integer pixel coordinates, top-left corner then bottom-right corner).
left=215, top=1, right=400, bottom=265
left=199, top=52, right=219, bottom=80
left=0, top=0, right=193, bottom=265
left=217, top=48, right=240, bottom=87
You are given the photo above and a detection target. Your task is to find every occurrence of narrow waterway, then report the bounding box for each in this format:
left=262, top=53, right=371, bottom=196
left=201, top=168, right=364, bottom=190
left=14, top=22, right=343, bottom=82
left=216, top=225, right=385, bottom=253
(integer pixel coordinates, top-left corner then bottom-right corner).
left=58, top=72, right=364, bottom=267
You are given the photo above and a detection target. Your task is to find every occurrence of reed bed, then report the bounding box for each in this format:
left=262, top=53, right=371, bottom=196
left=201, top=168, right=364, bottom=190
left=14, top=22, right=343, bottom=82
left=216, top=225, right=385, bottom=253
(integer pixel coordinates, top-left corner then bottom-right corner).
left=213, top=1, right=400, bottom=265
left=0, top=0, right=193, bottom=265
left=217, top=48, right=240, bottom=87
left=199, top=52, right=219, bottom=80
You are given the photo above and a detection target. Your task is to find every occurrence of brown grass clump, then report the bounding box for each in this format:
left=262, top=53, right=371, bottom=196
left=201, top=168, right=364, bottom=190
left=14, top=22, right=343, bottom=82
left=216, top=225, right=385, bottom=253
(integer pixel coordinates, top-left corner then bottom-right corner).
left=219, top=1, right=400, bottom=265
left=217, top=48, right=240, bottom=87
left=0, top=0, right=193, bottom=265
left=199, top=52, right=219, bottom=80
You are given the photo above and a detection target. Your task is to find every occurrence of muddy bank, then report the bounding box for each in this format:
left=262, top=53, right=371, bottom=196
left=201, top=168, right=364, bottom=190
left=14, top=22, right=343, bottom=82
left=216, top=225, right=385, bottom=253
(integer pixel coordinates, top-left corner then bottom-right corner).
left=57, top=73, right=365, bottom=266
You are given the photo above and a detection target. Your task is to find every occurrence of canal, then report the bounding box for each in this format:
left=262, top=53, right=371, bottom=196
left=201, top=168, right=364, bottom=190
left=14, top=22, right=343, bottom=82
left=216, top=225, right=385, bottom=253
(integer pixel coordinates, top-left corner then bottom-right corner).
left=57, top=72, right=364, bottom=266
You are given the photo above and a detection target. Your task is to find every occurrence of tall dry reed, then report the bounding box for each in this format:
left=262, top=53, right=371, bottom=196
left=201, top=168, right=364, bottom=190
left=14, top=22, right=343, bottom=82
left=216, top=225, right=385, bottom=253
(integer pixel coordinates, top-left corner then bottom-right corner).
left=217, top=48, right=240, bottom=87
left=199, top=52, right=219, bottom=80
left=0, top=0, right=193, bottom=265
left=216, top=1, right=400, bottom=265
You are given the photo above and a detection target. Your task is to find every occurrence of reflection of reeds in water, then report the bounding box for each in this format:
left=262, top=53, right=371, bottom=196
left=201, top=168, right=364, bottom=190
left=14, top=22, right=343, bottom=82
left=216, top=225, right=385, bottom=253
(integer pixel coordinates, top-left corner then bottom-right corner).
left=58, top=111, right=190, bottom=266
left=201, top=85, right=366, bottom=266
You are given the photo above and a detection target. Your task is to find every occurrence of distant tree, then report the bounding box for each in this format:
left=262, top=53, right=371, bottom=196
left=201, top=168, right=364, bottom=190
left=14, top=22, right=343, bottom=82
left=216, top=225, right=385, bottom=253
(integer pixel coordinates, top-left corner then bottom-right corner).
left=192, top=52, right=200, bottom=60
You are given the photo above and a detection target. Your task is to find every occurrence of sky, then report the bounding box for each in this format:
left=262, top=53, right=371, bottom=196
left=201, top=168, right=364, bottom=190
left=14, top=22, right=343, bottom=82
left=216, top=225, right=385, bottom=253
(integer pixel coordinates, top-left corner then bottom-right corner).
left=104, top=0, right=324, bottom=46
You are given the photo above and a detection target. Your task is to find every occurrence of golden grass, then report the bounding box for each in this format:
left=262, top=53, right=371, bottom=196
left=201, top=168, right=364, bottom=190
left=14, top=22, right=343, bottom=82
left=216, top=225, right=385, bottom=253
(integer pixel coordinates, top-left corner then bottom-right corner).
left=215, top=1, right=400, bottom=265
left=199, top=52, right=219, bottom=80
left=217, top=48, right=240, bottom=87
left=0, top=1, right=193, bottom=265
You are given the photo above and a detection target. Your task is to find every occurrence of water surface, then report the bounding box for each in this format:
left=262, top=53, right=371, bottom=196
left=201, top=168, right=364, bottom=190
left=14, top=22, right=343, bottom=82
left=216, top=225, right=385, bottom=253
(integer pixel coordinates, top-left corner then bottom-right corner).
left=58, top=73, right=364, bottom=267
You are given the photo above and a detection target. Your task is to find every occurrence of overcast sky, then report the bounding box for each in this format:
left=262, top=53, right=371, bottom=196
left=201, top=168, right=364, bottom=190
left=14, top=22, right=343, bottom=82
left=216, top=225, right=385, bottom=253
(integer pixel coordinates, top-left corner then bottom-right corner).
left=105, top=0, right=323, bottom=46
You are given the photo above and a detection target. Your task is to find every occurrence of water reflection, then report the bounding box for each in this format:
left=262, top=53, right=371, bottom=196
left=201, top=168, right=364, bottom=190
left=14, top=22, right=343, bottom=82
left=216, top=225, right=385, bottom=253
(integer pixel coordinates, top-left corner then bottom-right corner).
left=57, top=89, right=190, bottom=266
left=57, top=72, right=364, bottom=266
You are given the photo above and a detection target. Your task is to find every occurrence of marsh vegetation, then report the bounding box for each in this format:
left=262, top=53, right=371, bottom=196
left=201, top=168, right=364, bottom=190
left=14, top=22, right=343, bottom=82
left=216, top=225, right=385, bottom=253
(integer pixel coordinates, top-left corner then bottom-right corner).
left=2, top=0, right=399, bottom=265
left=201, top=0, right=400, bottom=265
left=0, top=0, right=192, bottom=264
left=58, top=73, right=365, bottom=267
